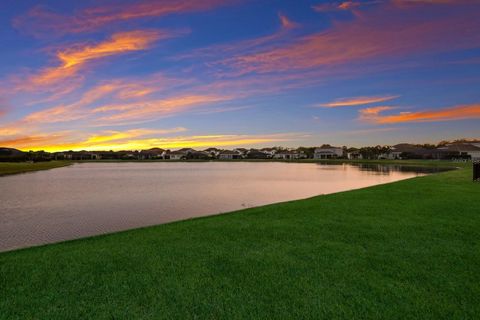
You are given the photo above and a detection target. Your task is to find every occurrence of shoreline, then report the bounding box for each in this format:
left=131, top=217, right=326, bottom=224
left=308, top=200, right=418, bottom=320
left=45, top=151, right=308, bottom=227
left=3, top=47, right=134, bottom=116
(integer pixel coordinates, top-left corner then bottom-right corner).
left=0, top=161, right=72, bottom=177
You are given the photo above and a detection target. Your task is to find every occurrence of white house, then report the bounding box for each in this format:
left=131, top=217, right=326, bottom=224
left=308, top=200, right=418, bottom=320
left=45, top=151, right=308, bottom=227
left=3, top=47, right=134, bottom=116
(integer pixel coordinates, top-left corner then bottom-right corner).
left=218, top=150, right=242, bottom=160
left=260, top=148, right=277, bottom=157
left=273, top=150, right=301, bottom=160
left=314, top=146, right=343, bottom=159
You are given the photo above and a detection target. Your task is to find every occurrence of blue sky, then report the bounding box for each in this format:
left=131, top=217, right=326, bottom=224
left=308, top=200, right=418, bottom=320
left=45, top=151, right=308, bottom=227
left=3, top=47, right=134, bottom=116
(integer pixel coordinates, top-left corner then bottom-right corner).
left=0, top=0, right=479, bottom=151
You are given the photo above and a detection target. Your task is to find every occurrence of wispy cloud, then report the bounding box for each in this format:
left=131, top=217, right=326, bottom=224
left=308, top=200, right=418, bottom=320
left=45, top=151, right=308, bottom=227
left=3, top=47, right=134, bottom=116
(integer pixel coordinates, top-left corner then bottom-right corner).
left=312, top=1, right=381, bottom=12
left=0, top=126, right=21, bottom=137
left=358, top=106, right=396, bottom=121
left=24, top=30, right=165, bottom=89
left=0, top=132, right=70, bottom=150
left=14, top=0, right=238, bottom=37
left=83, top=128, right=187, bottom=144
left=278, top=13, right=298, bottom=29
left=318, top=95, right=399, bottom=107
left=92, top=94, right=234, bottom=123
left=219, top=4, right=480, bottom=75
left=360, top=103, right=480, bottom=124
left=312, top=0, right=468, bottom=12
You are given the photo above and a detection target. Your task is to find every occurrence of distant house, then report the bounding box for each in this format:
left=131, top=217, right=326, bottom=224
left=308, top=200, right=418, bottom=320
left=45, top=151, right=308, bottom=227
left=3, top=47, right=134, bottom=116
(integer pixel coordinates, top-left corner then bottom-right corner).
left=234, top=148, right=248, bottom=156
left=389, top=144, right=455, bottom=160
left=273, top=150, right=301, bottom=160
left=246, top=149, right=269, bottom=159
left=347, top=151, right=363, bottom=160
left=314, top=146, right=343, bottom=159
left=260, top=148, right=277, bottom=157
left=177, top=148, right=195, bottom=154
left=53, top=152, right=73, bottom=160
left=218, top=150, right=242, bottom=160
left=139, top=148, right=165, bottom=160
left=439, top=143, right=480, bottom=160
left=69, top=151, right=100, bottom=160
left=204, top=148, right=221, bottom=158
left=388, top=144, right=422, bottom=159
left=168, top=150, right=187, bottom=160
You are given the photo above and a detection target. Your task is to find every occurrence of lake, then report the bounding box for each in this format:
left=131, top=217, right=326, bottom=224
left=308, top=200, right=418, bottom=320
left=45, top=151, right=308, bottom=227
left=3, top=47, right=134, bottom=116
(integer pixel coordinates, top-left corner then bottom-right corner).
left=0, top=162, right=436, bottom=251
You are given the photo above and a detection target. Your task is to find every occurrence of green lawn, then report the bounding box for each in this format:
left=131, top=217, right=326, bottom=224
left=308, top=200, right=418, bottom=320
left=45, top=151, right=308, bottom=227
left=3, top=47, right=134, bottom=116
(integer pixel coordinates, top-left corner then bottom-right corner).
left=0, top=161, right=479, bottom=319
left=0, top=161, right=72, bottom=176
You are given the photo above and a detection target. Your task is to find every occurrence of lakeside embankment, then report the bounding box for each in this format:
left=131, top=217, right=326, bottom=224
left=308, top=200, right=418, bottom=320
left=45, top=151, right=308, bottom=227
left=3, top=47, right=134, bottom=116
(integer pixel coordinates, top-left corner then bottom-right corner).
left=0, top=161, right=72, bottom=176
left=1, top=161, right=478, bottom=318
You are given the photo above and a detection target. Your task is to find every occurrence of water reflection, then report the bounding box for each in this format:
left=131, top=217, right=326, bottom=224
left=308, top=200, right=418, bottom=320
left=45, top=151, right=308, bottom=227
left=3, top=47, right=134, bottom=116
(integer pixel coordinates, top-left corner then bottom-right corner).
left=321, top=163, right=451, bottom=175
left=0, top=162, right=436, bottom=251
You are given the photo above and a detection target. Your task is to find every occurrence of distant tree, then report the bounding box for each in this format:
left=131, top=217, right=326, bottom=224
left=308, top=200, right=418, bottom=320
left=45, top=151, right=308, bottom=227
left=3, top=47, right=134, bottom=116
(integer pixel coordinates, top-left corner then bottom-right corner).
left=297, top=147, right=315, bottom=158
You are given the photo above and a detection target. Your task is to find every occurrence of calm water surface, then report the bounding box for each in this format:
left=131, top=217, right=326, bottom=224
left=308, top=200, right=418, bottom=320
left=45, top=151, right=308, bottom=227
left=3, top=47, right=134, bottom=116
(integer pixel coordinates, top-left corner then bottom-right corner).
left=0, top=162, right=432, bottom=251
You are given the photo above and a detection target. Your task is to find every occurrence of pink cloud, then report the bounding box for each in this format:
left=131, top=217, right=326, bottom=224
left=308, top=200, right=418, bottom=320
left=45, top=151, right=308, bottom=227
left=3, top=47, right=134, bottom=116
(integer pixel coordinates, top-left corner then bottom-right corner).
left=14, top=0, right=239, bottom=37
left=223, top=3, right=480, bottom=74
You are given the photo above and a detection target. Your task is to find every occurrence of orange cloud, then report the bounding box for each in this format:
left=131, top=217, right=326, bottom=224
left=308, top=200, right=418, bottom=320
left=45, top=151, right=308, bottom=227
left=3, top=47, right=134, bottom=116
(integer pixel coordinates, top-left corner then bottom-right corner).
left=318, top=95, right=399, bottom=107
left=84, top=128, right=187, bottom=144
left=0, top=132, right=70, bottom=150
left=28, top=30, right=164, bottom=87
left=0, top=127, right=21, bottom=137
left=358, top=106, right=396, bottom=121
left=361, top=103, right=480, bottom=124
left=24, top=105, right=85, bottom=124
left=14, top=0, right=237, bottom=37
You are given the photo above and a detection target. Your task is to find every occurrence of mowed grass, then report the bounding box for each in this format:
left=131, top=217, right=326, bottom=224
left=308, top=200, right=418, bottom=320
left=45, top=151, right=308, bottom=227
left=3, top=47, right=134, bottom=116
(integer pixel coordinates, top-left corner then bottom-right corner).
left=0, top=161, right=71, bottom=176
left=0, top=162, right=479, bottom=319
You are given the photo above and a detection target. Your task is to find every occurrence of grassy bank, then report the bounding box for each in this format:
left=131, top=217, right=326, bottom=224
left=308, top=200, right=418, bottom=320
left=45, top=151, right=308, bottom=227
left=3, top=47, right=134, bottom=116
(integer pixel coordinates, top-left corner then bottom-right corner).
left=1, top=162, right=479, bottom=319
left=0, top=161, right=72, bottom=176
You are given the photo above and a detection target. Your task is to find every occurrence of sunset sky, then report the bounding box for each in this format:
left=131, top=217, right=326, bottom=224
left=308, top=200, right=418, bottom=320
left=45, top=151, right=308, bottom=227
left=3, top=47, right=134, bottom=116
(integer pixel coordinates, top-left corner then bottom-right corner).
left=0, top=0, right=479, bottom=151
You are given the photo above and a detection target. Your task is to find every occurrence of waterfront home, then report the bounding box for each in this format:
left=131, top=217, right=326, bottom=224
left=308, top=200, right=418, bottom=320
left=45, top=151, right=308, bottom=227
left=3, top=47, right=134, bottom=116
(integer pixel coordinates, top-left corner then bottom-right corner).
left=139, top=148, right=165, bottom=160
left=246, top=149, right=269, bottom=159
left=168, top=150, right=187, bottom=160
left=53, top=152, right=73, bottom=160
left=314, top=146, right=343, bottom=159
left=177, top=148, right=196, bottom=154
left=218, top=150, right=242, bottom=160
left=274, top=150, right=301, bottom=160
left=204, top=148, right=221, bottom=158
left=69, top=151, right=101, bottom=160
left=389, top=144, right=456, bottom=160
left=347, top=151, right=363, bottom=160
left=439, top=143, right=480, bottom=160
left=387, top=144, right=421, bottom=159
left=260, top=147, right=277, bottom=157
left=234, top=148, right=249, bottom=157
